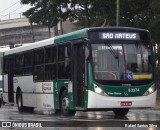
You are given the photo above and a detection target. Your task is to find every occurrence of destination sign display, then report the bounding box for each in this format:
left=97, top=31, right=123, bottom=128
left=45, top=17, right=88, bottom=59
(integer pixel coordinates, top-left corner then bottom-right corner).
left=99, top=32, right=140, bottom=40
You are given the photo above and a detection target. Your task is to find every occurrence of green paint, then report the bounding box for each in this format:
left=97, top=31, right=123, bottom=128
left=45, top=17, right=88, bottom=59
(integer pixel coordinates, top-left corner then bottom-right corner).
left=53, top=80, right=74, bottom=110
left=87, top=62, right=94, bottom=91
left=83, top=87, right=88, bottom=109
left=54, top=28, right=88, bottom=44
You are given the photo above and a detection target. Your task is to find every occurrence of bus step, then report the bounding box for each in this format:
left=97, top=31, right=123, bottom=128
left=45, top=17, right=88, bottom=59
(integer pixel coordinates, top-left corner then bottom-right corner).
left=75, top=107, right=85, bottom=110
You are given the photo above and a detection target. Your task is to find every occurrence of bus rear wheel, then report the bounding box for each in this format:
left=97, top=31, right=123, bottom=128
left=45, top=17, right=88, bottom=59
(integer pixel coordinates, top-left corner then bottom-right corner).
left=113, top=108, right=129, bottom=117
left=60, top=90, right=76, bottom=116
left=17, top=90, right=25, bottom=112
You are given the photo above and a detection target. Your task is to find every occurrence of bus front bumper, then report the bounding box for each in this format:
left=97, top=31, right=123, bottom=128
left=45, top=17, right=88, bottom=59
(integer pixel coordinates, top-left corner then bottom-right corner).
left=87, top=90, right=157, bottom=109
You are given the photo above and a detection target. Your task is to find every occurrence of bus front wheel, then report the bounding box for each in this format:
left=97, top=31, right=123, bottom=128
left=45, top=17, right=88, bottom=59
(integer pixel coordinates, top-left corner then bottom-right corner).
left=17, top=90, right=25, bottom=112
left=113, top=108, right=129, bottom=117
left=60, top=90, right=76, bottom=116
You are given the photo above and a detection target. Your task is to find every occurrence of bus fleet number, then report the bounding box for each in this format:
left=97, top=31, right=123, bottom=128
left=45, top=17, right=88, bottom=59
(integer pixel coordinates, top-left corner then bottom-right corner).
left=128, top=88, right=140, bottom=93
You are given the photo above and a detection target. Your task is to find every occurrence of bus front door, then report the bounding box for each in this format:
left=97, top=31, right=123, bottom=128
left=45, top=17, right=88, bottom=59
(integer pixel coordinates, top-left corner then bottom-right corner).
left=73, top=43, right=85, bottom=108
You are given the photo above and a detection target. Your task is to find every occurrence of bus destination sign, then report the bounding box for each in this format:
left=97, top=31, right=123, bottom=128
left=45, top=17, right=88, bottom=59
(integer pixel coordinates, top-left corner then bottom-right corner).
left=99, top=32, right=140, bottom=40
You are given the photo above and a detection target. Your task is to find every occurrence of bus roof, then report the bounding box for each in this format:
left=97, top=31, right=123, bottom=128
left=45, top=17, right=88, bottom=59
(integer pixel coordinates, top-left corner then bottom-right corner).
left=54, top=28, right=89, bottom=43
left=87, top=27, right=149, bottom=32
left=4, top=37, right=55, bottom=55
left=5, top=28, right=89, bottom=55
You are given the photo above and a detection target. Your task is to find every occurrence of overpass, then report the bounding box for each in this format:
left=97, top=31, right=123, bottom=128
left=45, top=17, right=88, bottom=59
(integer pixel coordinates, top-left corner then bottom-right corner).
left=0, top=18, right=53, bottom=46
left=0, top=18, right=78, bottom=46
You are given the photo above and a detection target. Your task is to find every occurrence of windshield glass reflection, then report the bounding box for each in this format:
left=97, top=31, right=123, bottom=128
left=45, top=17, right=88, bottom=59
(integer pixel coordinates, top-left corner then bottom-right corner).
left=92, top=42, right=152, bottom=81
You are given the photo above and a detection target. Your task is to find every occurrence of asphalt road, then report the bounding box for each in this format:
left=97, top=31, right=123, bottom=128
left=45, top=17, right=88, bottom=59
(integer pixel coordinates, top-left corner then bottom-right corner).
left=0, top=104, right=160, bottom=130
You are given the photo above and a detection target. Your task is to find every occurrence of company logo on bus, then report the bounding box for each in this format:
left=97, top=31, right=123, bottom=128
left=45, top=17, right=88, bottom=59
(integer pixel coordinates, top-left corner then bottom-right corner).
left=42, top=83, right=52, bottom=91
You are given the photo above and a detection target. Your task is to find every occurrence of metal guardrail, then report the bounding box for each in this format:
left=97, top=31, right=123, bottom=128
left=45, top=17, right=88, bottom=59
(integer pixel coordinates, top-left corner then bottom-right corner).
left=0, top=13, right=24, bottom=21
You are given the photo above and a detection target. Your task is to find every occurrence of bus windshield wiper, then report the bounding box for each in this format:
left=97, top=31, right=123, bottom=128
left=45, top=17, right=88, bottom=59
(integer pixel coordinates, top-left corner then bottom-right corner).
left=104, top=43, right=118, bottom=59
left=138, top=43, right=144, bottom=72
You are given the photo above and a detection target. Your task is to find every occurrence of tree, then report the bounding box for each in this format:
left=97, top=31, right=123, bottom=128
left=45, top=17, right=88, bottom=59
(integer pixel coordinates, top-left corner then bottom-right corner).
left=119, top=0, right=160, bottom=42
left=60, top=0, right=117, bottom=28
left=89, top=0, right=116, bottom=26
left=22, top=0, right=160, bottom=42
left=21, top=0, right=59, bottom=37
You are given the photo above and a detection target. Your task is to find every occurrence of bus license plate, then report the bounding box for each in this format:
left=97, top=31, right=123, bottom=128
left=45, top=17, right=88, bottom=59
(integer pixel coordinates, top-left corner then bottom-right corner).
left=120, top=101, right=132, bottom=106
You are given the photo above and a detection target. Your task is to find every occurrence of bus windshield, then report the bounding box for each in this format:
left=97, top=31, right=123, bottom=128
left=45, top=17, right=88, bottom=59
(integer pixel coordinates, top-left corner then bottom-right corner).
left=92, top=41, right=153, bottom=81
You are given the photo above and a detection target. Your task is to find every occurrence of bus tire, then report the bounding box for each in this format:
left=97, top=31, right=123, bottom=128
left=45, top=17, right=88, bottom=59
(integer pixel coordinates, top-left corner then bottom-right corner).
left=25, top=107, right=34, bottom=113
left=17, top=90, right=25, bottom=112
left=54, top=109, right=61, bottom=115
left=60, top=90, right=76, bottom=116
left=113, top=108, right=129, bottom=117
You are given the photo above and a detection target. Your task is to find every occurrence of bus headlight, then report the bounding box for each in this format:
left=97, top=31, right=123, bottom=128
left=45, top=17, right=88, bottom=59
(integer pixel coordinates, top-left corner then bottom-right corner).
left=143, top=84, right=155, bottom=96
left=94, top=84, right=108, bottom=96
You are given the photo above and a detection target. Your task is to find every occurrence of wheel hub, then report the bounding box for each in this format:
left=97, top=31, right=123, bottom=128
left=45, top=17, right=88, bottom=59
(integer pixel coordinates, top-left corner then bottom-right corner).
left=18, top=96, right=21, bottom=107
left=62, top=97, right=69, bottom=112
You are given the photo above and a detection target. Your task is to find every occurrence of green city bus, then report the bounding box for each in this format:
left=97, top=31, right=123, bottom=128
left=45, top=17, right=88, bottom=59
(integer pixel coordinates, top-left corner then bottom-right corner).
left=3, top=27, right=157, bottom=116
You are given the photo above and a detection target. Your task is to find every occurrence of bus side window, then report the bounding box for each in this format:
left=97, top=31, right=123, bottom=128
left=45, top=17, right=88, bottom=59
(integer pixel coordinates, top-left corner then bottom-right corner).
left=45, top=46, right=57, bottom=81
left=34, top=49, right=44, bottom=65
left=23, top=52, right=33, bottom=75
left=15, top=53, right=24, bottom=76
left=58, top=44, right=71, bottom=61
left=3, top=57, right=8, bottom=74
left=58, top=44, right=71, bottom=79
left=34, top=48, right=44, bottom=81
left=45, top=46, right=57, bottom=63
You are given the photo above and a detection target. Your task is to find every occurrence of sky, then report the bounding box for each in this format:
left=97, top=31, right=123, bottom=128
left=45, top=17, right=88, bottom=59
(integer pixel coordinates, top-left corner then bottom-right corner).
left=0, top=0, right=31, bottom=20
